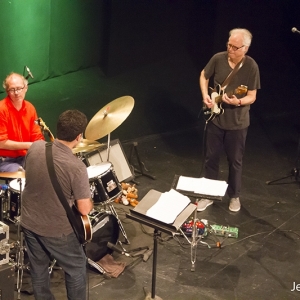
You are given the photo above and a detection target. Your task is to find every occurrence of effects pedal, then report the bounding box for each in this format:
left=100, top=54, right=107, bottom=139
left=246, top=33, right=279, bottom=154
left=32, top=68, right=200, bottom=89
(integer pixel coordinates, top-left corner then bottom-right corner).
left=181, top=219, right=207, bottom=236
left=210, top=224, right=238, bottom=238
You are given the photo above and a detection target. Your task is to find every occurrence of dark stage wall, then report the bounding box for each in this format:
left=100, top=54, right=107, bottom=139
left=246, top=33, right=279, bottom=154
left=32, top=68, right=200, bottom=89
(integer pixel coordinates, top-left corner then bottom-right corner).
left=0, top=1, right=299, bottom=142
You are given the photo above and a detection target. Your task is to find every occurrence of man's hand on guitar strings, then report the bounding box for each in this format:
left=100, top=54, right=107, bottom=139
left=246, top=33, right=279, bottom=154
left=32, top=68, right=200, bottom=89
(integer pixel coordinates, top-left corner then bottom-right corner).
left=222, top=93, right=238, bottom=106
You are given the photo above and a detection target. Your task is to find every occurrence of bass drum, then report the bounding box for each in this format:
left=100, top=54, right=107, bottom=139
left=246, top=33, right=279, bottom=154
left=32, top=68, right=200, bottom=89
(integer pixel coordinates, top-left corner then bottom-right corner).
left=86, top=211, right=119, bottom=262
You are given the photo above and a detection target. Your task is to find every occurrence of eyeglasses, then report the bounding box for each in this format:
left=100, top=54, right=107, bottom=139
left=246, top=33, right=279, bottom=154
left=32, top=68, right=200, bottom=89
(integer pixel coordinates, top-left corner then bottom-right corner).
left=226, top=43, right=244, bottom=51
left=7, top=85, right=26, bottom=94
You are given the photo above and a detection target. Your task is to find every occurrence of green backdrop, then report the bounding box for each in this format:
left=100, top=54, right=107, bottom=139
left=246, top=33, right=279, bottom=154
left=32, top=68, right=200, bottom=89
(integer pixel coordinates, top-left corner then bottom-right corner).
left=0, top=0, right=103, bottom=90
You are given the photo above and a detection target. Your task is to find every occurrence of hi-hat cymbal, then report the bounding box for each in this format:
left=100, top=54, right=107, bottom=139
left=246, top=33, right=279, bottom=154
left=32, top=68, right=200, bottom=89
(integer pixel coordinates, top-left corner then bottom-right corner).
left=85, top=96, right=134, bottom=140
left=0, top=171, right=25, bottom=179
left=72, top=139, right=102, bottom=154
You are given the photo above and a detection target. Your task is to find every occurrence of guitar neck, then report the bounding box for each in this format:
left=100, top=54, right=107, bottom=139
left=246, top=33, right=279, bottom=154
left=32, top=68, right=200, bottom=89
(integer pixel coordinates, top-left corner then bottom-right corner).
left=215, top=86, right=247, bottom=103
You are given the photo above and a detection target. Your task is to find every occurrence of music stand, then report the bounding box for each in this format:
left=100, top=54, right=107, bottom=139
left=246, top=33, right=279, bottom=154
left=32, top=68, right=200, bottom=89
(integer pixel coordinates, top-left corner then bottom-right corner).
left=171, top=174, right=224, bottom=202
left=126, top=189, right=195, bottom=300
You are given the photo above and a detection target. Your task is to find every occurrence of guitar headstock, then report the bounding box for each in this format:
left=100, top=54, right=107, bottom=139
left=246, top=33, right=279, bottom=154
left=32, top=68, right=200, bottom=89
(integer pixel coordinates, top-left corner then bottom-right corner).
left=36, top=117, right=55, bottom=142
left=235, top=85, right=248, bottom=95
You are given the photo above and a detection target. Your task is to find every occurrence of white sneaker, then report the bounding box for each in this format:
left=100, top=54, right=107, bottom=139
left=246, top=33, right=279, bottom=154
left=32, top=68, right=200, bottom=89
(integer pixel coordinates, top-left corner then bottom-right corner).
left=197, top=199, right=213, bottom=211
left=229, top=197, right=241, bottom=212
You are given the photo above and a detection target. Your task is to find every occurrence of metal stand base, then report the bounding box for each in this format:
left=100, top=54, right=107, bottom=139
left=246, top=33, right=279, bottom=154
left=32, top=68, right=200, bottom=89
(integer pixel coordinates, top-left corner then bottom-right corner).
left=266, top=168, right=299, bottom=186
left=143, top=287, right=163, bottom=300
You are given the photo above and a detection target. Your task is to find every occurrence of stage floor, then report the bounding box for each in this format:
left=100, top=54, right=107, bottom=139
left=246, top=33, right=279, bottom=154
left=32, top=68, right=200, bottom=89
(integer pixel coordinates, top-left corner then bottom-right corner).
left=3, top=110, right=300, bottom=300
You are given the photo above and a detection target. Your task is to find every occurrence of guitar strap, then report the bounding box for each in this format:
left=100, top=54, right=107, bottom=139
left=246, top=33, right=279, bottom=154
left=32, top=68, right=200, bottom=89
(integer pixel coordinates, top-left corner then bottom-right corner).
left=45, top=142, right=84, bottom=244
left=221, top=56, right=245, bottom=91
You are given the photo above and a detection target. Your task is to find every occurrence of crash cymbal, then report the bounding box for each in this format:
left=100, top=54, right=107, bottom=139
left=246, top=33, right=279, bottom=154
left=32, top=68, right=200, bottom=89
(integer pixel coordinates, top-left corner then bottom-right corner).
left=0, top=171, right=25, bottom=179
left=72, top=139, right=102, bottom=154
left=85, top=96, right=134, bottom=140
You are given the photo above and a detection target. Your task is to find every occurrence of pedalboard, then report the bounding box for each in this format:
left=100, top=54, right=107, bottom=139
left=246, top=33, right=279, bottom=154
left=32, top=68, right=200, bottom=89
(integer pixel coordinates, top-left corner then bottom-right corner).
left=210, top=224, right=239, bottom=238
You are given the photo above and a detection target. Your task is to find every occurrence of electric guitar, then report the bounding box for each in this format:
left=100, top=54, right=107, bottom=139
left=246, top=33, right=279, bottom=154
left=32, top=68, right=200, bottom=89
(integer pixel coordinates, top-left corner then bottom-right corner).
left=203, top=85, right=248, bottom=121
left=38, top=117, right=93, bottom=244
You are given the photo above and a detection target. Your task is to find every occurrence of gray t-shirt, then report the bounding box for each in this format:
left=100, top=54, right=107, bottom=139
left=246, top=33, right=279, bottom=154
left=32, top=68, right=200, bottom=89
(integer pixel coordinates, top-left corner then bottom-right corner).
left=204, top=51, right=261, bottom=130
left=21, top=140, right=91, bottom=237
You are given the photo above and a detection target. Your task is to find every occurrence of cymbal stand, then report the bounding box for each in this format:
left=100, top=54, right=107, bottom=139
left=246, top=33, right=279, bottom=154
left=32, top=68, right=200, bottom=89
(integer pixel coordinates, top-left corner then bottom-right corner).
left=105, top=133, right=111, bottom=162
left=106, top=202, right=130, bottom=245
left=15, top=178, right=25, bottom=300
left=128, top=142, right=155, bottom=184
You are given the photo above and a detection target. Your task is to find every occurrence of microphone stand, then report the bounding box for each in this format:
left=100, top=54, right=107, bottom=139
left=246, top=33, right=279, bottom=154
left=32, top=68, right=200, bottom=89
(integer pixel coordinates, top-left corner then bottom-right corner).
left=266, top=136, right=300, bottom=186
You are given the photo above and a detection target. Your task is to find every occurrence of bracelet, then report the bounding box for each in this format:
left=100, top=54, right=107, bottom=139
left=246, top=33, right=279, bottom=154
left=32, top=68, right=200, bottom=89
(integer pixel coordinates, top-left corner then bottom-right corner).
left=237, top=99, right=241, bottom=106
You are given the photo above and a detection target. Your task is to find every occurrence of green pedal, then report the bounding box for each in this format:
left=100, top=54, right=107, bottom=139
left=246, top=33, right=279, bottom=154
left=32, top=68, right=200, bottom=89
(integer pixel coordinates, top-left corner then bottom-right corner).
left=210, top=224, right=239, bottom=238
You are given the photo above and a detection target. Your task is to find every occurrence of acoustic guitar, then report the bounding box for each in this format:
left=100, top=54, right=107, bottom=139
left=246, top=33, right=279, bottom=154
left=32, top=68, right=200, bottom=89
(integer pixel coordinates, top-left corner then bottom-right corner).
left=72, top=205, right=93, bottom=244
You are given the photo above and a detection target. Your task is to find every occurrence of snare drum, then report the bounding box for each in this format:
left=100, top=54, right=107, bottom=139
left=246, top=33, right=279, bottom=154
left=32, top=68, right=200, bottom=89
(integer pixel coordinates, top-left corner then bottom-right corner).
left=9, top=178, right=26, bottom=220
left=87, top=162, right=122, bottom=204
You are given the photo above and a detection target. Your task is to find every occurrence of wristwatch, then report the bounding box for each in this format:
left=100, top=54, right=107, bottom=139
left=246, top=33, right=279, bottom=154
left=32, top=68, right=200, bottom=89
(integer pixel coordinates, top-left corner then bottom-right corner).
left=237, top=99, right=241, bottom=106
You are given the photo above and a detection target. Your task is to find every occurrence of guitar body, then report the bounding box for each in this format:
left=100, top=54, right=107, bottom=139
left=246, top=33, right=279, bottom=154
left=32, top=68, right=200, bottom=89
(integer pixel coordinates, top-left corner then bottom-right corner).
left=203, top=85, right=247, bottom=121
left=72, top=206, right=93, bottom=244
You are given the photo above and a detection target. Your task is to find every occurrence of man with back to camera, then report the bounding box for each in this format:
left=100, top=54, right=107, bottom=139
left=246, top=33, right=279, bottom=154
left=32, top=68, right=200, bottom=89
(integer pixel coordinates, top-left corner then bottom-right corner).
left=0, top=72, right=44, bottom=172
left=21, top=109, right=93, bottom=300
left=198, top=28, right=261, bottom=212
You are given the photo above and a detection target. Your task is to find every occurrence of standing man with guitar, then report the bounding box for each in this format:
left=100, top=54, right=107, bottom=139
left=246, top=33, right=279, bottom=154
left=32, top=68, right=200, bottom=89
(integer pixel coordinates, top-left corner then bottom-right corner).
left=0, top=73, right=45, bottom=172
left=21, top=110, right=93, bottom=300
left=198, top=28, right=260, bottom=212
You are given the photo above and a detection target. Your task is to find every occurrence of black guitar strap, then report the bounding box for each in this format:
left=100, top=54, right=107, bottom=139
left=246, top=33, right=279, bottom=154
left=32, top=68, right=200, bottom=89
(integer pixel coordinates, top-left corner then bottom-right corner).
left=45, top=142, right=84, bottom=244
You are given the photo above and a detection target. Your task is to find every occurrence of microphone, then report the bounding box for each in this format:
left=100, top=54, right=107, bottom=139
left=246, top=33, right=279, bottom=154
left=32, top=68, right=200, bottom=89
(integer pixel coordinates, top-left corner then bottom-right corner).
left=291, top=27, right=300, bottom=34
left=26, top=66, right=34, bottom=78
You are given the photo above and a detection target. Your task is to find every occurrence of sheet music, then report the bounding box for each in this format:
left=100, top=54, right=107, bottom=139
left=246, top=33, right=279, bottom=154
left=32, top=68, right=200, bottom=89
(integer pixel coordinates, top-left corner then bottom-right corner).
left=146, top=189, right=190, bottom=224
left=177, top=176, right=228, bottom=196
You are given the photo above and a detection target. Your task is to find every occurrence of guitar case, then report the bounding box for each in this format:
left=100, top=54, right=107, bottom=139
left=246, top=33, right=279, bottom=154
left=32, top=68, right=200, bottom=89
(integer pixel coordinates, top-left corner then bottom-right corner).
left=85, top=211, right=119, bottom=262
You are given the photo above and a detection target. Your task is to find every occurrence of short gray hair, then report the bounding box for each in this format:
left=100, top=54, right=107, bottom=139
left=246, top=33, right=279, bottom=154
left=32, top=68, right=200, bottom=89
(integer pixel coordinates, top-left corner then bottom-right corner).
left=2, top=73, right=28, bottom=90
left=229, top=28, right=252, bottom=47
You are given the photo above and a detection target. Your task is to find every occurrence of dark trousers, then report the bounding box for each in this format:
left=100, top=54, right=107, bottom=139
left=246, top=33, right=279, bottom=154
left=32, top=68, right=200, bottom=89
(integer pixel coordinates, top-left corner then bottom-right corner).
left=23, top=228, right=87, bottom=300
left=204, top=122, right=248, bottom=198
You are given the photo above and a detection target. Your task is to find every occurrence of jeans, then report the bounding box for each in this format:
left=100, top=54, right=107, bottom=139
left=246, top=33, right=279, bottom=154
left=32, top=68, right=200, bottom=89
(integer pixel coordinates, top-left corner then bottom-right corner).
left=23, top=228, right=87, bottom=300
left=0, top=156, right=25, bottom=172
left=205, top=122, right=248, bottom=198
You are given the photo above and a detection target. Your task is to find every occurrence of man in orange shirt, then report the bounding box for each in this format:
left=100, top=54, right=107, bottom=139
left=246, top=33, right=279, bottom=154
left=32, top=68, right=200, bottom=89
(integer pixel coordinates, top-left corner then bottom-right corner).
left=0, top=73, right=44, bottom=172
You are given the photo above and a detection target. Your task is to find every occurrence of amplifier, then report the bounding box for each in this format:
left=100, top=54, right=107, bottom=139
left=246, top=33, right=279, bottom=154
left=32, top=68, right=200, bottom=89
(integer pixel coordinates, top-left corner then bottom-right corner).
left=82, top=139, right=133, bottom=183
left=0, top=263, right=14, bottom=300
left=0, top=222, right=9, bottom=265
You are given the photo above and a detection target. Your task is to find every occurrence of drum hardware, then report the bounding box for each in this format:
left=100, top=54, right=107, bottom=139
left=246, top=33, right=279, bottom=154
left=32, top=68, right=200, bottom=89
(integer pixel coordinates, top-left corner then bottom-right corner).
left=7, top=178, right=26, bottom=223
left=107, top=241, right=153, bottom=262
left=10, top=177, right=26, bottom=300
left=72, top=139, right=103, bottom=155
left=84, top=97, right=134, bottom=246
left=106, top=203, right=130, bottom=245
left=85, top=96, right=134, bottom=163
left=0, top=171, right=25, bottom=179
left=87, top=162, right=122, bottom=205
left=93, top=202, right=129, bottom=245
left=86, top=210, right=119, bottom=276
left=0, top=184, right=9, bottom=222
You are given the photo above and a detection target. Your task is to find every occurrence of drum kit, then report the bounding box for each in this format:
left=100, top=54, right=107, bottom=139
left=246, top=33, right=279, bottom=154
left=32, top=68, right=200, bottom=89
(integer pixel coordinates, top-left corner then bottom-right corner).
left=0, top=96, right=135, bottom=290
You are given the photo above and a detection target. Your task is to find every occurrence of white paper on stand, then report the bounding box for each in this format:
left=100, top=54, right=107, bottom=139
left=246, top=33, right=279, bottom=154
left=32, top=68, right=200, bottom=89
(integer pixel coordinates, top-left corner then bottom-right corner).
left=146, top=189, right=191, bottom=224
left=177, top=176, right=228, bottom=197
